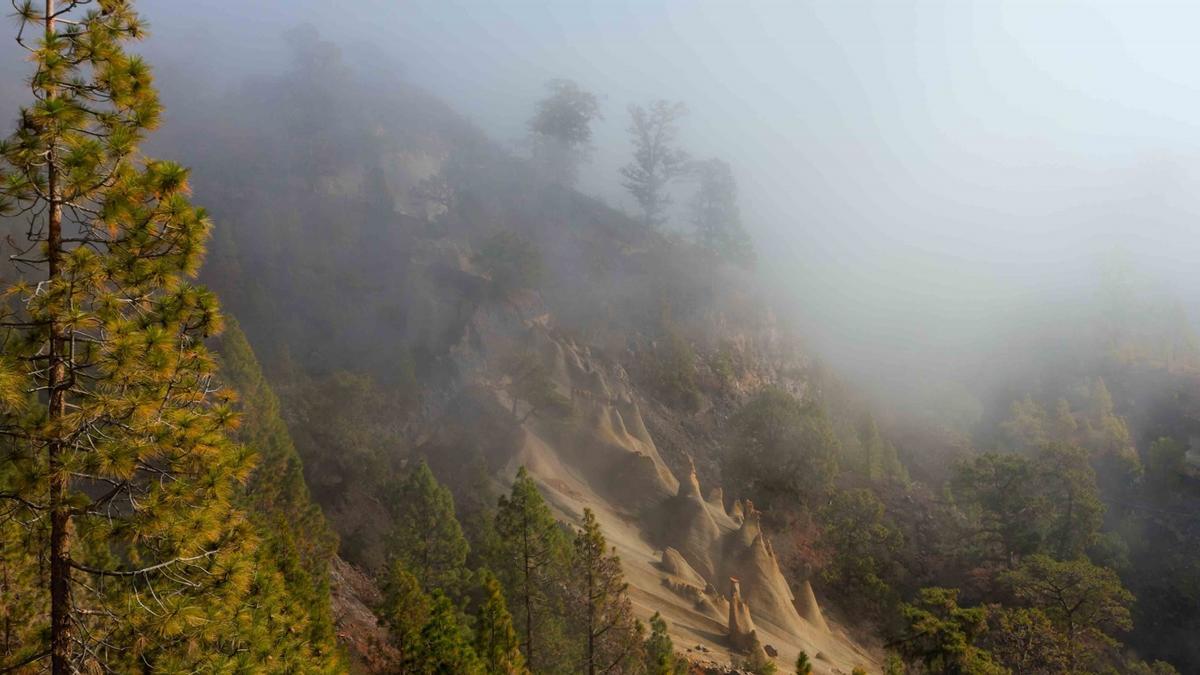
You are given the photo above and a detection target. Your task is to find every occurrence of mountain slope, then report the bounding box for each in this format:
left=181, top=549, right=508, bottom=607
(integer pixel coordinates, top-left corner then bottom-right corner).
left=152, top=30, right=874, bottom=672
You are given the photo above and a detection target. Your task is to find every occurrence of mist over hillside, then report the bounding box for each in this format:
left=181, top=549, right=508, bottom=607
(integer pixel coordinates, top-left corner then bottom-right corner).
left=1, top=2, right=1199, bottom=674
left=119, top=0, right=1200, bottom=397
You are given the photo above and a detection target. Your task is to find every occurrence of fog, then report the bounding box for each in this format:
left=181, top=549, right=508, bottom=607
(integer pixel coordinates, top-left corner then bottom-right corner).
left=28, top=0, right=1200, bottom=394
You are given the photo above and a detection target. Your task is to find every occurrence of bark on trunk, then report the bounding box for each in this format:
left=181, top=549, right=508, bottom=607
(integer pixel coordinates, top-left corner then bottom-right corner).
left=45, top=3, right=73, bottom=672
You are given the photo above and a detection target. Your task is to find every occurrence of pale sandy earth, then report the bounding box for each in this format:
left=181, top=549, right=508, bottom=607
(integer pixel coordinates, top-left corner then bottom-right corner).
left=488, top=328, right=880, bottom=674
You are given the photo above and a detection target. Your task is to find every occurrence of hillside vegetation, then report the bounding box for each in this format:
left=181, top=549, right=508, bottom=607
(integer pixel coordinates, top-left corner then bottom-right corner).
left=2, top=5, right=1199, bottom=675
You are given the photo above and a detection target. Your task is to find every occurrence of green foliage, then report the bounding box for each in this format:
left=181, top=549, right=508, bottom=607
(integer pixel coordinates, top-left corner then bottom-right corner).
left=997, top=382, right=1141, bottom=479
left=216, top=320, right=343, bottom=670
left=413, top=591, right=486, bottom=675
left=794, top=650, right=813, bottom=675
left=818, top=488, right=903, bottom=622
left=383, top=460, right=471, bottom=597
left=644, top=612, right=687, bottom=675
left=708, top=341, right=738, bottom=386
left=981, top=606, right=1067, bottom=674
left=529, top=79, right=601, bottom=186
left=690, top=157, right=755, bottom=267
left=857, top=413, right=909, bottom=482
left=894, top=588, right=1006, bottom=675
left=530, top=79, right=602, bottom=146
left=474, top=569, right=529, bottom=675
left=1121, top=659, right=1181, bottom=675
left=489, top=467, right=574, bottom=674
left=1000, top=395, right=1050, bottom=451
left=951, top=444, right=1103, bottom=568
left=1035, top=443, right=1104, bottom=560
left=474, top=230, right=545, bottom=298
left=382, top=563, right=433, bottom=669
left=502, top=350, right=573, bottom=422
left=1001, top=555, right=1134, bottom=672
left=648, top=331, right=702, bottom=409
left=0, top=2, right=272, bottom=669
left=620, top=100, right=690, bottom=228
left=1146, top=436, right=1186, bottom=489
left=950, top=452, right=1044, bottom=567
left=569, top=508, right=644, bottom=674
left=283, top=368, right=412, bottom=522
left=0, top=509, right=45, bottom=667
left=725, top=388, right=839, bottom=515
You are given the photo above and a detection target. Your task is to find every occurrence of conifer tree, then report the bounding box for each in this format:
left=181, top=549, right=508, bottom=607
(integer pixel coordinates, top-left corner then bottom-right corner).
left=381, top=563, right=432, bottom=672
left=414, top=591, right=486, bottom=675
left=794, top=650, right=813, bottom=675
left=0, top=2, right=255, bottom=670
left=570, top=508, right=644, bottom=675
left=475, top=569, right=529, bottom=675
left=644, top=611, right=686, bottom=675
left=383, top=459, right=470, bottom=597
left=216, top=319, right=343, bottom=670
left=490, top=467, right=573, bottom=673
left=690, top=158, right=754, bottom=267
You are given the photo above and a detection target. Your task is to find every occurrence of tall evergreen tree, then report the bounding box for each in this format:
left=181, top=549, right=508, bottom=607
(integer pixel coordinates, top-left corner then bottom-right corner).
left=216, top=319, right=343, bottom=671
left=1001, top=555, right=1134, bottom=672
left=644, top=612, right=686, bottom=675
left=475, top=569, right=529, bottom=675
left=893, top=588, right=1006, bottom=675
left=689, top=158, right=754, bottom=267
left=383, top=459, right=470, bottom=597
left=0, top=2, right=256, bottom=670
left=381, top=563, right=432, bottom=672
left=414, top=591, right=485, bottom=675
left=570, top=508, right=644, bottom=675
left=490, top=467, right=573, bottom=673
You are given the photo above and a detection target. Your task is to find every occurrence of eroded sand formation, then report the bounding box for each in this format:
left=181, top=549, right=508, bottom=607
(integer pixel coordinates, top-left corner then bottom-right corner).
left=447, top=310, right=876, bottom=672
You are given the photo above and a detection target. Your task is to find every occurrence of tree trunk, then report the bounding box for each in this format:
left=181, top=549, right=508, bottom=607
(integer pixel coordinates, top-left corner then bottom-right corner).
left=44, top=3, right=72, bottom=673
left=587, top=567, right=596, bottom=675
left=522, top=509, right=534, bottom=669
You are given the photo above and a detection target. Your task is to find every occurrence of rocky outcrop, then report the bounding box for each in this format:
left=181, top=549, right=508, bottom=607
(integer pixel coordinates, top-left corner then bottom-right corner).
left=797, top=580, right=830, bottom=634
left=727, top=577, right=759, bottom=652
left=330, top=557, right=398, bottom=673
left=721, top=502, right=808, bottom=639
left=413, top=249, right=856, bottom=670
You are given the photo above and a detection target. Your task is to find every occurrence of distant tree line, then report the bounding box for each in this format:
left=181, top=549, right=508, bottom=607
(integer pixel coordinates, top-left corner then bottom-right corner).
left=529, top=80, right=756, bottom=267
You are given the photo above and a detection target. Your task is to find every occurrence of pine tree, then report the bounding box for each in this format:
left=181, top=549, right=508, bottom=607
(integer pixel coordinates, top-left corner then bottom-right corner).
left=490, top=467, right=573, bottom=673
left=570, top=508, right=644, bottom=675
left=690, top=158, right=754, bottom=267
left=794, top=650, right=813, bottom=675
left=413, top=591, right=485, bottom=675
left=216, top=319, right=343, bottom=671
left=381, top=563, right=432, bottom=672
left=644, top=611, right=686, bottom=675
left=475, top=569, right=529, bottom=675
left=0, top=2, right=256, bottom=670
left=383, top=459, right=470, bottom=597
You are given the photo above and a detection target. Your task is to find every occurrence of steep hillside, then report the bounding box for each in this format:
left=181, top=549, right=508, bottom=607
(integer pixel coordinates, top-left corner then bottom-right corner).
left=153, top=29, right=873, bottom=672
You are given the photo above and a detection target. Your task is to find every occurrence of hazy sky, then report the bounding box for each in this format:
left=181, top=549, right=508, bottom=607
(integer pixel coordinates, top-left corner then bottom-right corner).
left=38, top=1, right=1200, bottom=376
